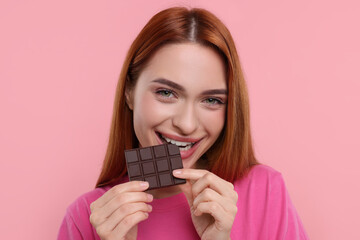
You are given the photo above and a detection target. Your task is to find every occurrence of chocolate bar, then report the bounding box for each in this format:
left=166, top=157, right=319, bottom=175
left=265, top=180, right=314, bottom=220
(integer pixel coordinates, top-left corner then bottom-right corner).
left=125, top=144, right=186, bottom=190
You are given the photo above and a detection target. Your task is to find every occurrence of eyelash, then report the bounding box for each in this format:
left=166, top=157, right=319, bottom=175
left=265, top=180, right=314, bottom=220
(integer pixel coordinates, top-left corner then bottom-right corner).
left=156, top=89, right=176, bottom=98
left=204, top=98, right=224, bottom=105
left=155, top=88, right=225, bottom=106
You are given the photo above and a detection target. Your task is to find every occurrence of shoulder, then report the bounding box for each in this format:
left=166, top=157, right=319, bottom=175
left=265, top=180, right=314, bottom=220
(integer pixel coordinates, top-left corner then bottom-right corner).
left=233, top=164, right=288, bottom=202
left=246, top=164, right=282, bottom=179
left=235, top=164, right=284, bottom=186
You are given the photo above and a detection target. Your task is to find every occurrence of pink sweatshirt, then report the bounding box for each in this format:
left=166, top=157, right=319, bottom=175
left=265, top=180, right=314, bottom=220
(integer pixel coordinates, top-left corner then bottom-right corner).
left=58, top=165, right=309, bottom=239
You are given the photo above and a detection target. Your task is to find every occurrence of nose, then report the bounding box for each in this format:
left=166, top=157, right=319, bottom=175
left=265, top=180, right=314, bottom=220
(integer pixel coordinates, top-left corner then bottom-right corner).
left=172, top=102, right=199, bottom=135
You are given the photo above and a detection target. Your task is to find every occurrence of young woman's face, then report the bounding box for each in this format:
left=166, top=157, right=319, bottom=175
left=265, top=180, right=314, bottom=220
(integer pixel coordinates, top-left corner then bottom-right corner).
left=127, top=43, right=227, bottom=169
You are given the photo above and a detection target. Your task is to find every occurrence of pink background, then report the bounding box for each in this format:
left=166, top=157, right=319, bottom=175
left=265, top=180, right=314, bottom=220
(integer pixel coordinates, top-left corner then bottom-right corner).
left=1, top=0, right=359, bottom=239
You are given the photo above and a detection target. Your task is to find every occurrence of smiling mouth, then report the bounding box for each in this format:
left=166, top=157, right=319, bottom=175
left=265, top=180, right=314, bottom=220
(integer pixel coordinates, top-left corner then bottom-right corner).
left=156, top=132, right=196, bottom=151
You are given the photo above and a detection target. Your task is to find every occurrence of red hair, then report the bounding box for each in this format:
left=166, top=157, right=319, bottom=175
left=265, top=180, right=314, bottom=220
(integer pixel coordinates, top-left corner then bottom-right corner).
left=96, top=7, right=258, bottom=187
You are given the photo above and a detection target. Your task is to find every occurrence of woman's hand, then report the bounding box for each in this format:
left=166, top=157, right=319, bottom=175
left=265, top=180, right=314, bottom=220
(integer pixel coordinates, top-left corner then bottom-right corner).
left=89, top=181, right=153, bottom=240
left=173, top=169, right=238, bottom=240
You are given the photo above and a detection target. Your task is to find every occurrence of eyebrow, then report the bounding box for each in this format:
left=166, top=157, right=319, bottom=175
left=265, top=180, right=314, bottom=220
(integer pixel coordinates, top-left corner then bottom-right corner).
left=202, top=89, right=228, bottom=95
left=151, top=78, right=227, bottom=95
left=152, top=78, right=185, bottom=91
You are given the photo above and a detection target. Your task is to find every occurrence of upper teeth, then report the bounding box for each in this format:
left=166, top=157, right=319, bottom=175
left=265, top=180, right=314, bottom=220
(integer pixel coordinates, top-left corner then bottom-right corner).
left=162, top=135, right=194, bottom=147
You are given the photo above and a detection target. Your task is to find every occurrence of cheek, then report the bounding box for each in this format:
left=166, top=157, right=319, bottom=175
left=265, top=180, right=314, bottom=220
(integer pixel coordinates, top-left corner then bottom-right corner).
left=200, top=108, right=226, bottom=137
left=133, top=92, right=169, bottom=128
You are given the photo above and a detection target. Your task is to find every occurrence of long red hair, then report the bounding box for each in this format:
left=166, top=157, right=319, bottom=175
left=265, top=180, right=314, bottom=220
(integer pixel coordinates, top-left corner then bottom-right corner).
left=96, top=7, right=258, bottom=188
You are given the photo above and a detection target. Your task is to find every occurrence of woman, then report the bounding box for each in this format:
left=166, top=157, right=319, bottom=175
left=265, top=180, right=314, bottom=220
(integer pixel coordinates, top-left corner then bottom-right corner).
left=58, top=7, right=309, bottom=240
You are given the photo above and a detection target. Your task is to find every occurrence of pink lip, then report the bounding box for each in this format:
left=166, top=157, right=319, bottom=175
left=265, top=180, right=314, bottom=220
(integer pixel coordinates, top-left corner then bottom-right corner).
left=179, top=140, right=201, bottom=159
left=155, top=131, right=203, bottom=160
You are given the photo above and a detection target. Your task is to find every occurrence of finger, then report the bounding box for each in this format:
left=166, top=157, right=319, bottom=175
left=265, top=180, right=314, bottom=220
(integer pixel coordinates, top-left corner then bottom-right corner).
left=91, top=191, right=153, bottom=225
left=174, top=169, right=236, bottom=205
left=173, top=168, right=208, bottom=181
left=173, top=168, right=232, bottom=191
left=112, top=211, right=150, bottom=238
left=192, top=188, right=237, bottom=214
left=194, top=201, right=234, bottom=231
left=90, top=181, right=149, bottom=211
left=96, top=202, right=152, bottom=234
left=191, top=172, right=235, bottom=200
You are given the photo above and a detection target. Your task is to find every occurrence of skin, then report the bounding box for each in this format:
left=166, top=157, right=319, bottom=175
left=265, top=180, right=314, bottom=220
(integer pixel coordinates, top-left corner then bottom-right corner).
left=90, top=43, right=238, bottom=240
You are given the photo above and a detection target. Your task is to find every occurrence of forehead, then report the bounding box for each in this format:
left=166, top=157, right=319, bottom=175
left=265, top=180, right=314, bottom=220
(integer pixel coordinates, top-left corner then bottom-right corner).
left=138, top=43, right=227, bottom=90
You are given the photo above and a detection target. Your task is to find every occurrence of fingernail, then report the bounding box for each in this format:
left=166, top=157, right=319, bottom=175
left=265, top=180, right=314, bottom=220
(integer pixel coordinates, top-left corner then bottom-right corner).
left=173, top=169, right=182, bottom=175
left=140, top=181, right=149, bottom=187
left=147, top=204, right=153, bottom=212
left=147, top=193, right=153, bottom=201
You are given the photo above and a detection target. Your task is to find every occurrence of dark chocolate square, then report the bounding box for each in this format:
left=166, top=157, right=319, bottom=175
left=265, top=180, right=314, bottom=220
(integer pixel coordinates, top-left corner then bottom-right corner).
left=128, top=164, right=141, bottom=177
left=142, top=162, right=155, bottom=174
left=125, top=151, right=138, bottom=163
left=145, top=176, right=158, bottom=188
left=156, top=158, right=169, bottom=172
left=154, top=145, right=166, bottom=158
left=170, top=156, right=183, bottom=169
left=167, top=144, right=180, bottom=155
left=140, top=147, right=152, bottom=160
left=159, top=173, right=172, bottom=187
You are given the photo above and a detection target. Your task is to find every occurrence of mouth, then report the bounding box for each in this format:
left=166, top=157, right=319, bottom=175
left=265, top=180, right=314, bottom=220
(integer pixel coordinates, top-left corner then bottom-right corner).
left=156, top=132, right=197, bottom=151
left=156, top=132, right=203, bottom=161
left=155, top=131, right=202, bottom=155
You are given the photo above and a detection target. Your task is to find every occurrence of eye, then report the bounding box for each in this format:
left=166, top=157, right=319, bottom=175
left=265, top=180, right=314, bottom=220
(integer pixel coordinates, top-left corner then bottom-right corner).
left=156, top=89, right=174, bottom=98
left=204, top=98, right=223, bottom=105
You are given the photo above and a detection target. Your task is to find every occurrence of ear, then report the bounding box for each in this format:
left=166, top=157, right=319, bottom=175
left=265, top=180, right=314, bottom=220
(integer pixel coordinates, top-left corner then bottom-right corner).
left=125, top=76, right=134, bottom=111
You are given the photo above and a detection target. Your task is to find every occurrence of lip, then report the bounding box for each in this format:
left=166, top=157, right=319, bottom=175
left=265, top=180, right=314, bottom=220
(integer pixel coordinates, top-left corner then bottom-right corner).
left=155, top=131, right=203, bottom=160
